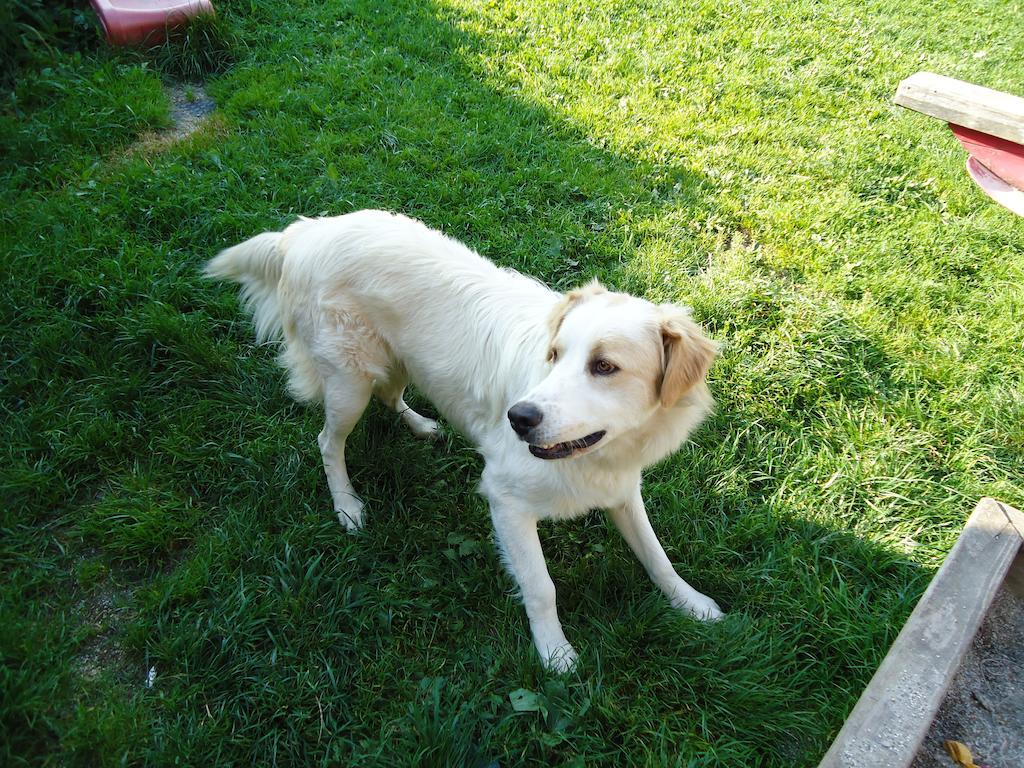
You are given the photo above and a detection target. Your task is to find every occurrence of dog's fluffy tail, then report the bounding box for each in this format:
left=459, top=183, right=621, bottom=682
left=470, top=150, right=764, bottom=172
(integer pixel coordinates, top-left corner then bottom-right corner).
left=204, top=232, right=285, bottom=342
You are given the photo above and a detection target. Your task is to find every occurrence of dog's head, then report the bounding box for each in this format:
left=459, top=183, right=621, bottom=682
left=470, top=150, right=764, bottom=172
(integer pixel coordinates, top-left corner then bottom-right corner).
left=507, top=281, right=717, bottom=460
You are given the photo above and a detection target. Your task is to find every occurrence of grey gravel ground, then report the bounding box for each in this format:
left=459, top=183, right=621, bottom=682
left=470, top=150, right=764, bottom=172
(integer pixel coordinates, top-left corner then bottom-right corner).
left=167, top=83, right=214, bottom=138
left=912, top=582, right=1024, bottom=768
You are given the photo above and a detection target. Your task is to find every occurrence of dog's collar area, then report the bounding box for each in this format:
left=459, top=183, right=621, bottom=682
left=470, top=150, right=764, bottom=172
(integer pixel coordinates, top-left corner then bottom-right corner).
left=529, top=430, right=606, bottom=459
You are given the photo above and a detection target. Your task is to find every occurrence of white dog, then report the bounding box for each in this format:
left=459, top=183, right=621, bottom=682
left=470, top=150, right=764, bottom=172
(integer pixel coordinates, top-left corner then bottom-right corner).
left=206, top=209, right=722, bottom=671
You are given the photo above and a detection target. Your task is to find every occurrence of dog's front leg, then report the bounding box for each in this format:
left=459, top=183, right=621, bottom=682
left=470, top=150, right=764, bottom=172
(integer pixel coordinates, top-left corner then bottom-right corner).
left=490, top=502, right=577, bottom=672
left=609, top=483, right=723, bottom=620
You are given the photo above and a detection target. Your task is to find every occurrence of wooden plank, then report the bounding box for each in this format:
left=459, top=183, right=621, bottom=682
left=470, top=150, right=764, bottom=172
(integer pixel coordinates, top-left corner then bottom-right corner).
left=894, top=72, right=1024, bottom=145
left=818, top=498, right=1024, bottom=768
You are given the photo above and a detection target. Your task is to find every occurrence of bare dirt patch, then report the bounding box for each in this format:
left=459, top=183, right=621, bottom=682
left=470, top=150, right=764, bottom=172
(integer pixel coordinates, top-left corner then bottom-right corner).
left=121, top=82, right=218, bottom=158
left=166, top=83, right=215, bottom=139
left=73, top=579, right=135, bottom=682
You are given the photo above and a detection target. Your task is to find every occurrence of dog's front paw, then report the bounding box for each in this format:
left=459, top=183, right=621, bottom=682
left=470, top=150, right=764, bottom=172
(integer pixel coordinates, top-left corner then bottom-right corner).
left=336, top=496, right=365, bottom=532
left=672, top=590, right=724, bottom=621
left=540, top=641, right=579, bottom=674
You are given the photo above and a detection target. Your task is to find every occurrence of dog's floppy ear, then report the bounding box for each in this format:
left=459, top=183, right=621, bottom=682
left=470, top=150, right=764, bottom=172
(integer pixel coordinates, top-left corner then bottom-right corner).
left=658, top=306, right=717, bottom=408
left=548, top=280, right=606, bottom=340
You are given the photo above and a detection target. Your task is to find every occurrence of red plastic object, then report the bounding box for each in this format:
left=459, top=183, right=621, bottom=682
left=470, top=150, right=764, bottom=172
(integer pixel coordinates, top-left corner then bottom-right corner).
left=90, top=0, right=215, bottom=47
left=949, top=123, right=1024, bottom=191
left=965, top=156, right=1024, bottom=218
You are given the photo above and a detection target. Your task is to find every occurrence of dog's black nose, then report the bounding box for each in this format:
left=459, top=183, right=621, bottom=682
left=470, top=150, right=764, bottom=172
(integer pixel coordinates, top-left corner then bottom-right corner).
left=508, top=402, right=543, bottom=437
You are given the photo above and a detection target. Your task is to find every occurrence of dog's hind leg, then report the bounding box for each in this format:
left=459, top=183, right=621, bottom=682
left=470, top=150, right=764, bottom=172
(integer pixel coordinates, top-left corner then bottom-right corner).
left=319, top=370, right=373, bottom=531
left=374, top=376, right=439, bottom=441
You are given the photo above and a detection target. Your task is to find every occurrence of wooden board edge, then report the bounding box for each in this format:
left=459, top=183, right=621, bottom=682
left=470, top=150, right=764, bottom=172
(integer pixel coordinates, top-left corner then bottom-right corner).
left=817, top=497, right=1024, bottom=768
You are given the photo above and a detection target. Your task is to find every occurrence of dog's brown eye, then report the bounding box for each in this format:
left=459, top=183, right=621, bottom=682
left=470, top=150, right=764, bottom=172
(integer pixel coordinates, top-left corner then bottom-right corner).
left=591, top=358, right=618, bottom=376
left=548, top=348, right=558, bottom=363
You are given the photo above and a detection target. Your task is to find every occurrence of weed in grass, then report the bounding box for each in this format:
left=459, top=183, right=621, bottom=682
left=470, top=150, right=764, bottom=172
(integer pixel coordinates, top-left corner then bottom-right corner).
left=143, top=11, right=240, bottom=82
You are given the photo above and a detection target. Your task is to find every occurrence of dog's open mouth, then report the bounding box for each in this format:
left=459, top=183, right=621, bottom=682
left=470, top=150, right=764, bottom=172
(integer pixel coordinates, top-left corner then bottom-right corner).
left=529, top=430, right=606, bottom=460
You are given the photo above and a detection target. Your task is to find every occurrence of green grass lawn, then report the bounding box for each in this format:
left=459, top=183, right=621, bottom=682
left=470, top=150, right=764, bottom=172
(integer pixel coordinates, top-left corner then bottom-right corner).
left=2, top=0, right=1022, bottom=765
